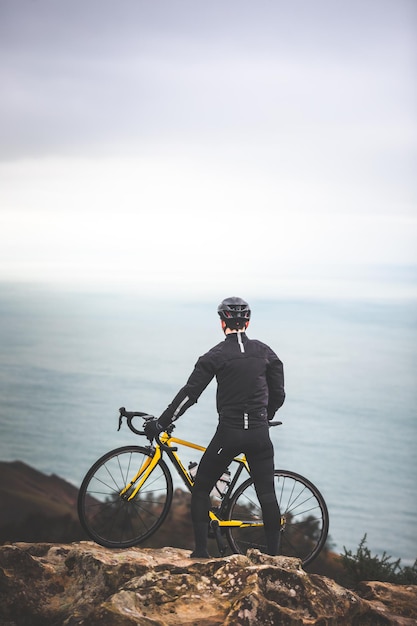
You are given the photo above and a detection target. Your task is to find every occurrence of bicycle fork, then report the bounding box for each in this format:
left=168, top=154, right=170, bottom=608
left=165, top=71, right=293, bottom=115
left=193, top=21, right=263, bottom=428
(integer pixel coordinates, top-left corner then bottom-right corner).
left=119, top=447, right=161, bottom=501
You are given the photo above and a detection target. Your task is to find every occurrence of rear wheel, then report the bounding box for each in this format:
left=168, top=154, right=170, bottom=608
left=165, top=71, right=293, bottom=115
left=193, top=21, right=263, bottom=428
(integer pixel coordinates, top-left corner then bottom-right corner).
left=78, top=446, right=173, bottom=548
left=225, top=469, right=329, bottom=566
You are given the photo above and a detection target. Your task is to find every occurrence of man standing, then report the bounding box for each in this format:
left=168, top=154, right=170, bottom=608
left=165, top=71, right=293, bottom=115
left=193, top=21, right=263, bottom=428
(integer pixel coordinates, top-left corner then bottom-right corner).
left=145, top=297, right=285, bottom=557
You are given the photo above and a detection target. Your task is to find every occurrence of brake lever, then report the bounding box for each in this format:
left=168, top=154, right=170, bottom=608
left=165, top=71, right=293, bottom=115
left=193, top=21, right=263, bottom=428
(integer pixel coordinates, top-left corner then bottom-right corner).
left=118, top=406, right=126, bottom=431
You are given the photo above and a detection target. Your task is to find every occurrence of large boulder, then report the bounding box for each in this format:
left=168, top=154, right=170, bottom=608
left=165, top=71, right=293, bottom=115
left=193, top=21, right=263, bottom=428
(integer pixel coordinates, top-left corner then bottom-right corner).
left=0, top=542, right=416, bottom=625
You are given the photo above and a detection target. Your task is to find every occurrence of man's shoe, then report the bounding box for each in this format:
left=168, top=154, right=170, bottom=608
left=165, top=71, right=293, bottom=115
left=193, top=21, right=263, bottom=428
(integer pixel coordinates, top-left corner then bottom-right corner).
left=190, top=549, right=210, bottom=558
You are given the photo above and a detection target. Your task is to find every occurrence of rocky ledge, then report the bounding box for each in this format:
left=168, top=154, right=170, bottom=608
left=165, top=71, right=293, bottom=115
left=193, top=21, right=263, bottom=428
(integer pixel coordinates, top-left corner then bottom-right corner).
left=0, top=542, right=416, bottom=625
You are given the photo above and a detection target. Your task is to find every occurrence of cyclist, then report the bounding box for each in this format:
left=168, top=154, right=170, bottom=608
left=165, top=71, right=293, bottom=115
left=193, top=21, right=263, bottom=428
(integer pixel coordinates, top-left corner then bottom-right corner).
left=144, top=297, right=285, bottom=558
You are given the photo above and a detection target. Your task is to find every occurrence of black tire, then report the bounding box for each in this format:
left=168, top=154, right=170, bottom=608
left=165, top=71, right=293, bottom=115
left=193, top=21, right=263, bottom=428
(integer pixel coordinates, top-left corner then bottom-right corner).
left=77, top=446, right=173, bottom=548
left=225, top=469, right=329, bottom=566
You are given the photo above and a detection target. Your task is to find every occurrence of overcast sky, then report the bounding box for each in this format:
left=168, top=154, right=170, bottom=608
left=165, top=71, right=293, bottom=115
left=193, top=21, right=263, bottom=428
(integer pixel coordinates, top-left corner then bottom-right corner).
left=0, top=0, right=416, bottom=299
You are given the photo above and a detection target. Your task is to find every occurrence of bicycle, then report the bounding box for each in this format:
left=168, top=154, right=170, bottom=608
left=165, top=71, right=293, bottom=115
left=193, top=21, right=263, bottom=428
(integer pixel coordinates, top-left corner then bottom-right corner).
left=78, top=407, right=329, bottom=566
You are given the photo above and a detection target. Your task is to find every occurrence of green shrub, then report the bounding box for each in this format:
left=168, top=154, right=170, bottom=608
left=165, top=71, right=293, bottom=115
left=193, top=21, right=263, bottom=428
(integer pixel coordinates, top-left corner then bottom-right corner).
left=341, top=534, right=417, bottom=588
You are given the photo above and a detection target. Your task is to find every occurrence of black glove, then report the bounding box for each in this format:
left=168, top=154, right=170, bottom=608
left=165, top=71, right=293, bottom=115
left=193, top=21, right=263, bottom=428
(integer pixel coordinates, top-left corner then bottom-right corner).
left=144, top=418, right=164, bottom=442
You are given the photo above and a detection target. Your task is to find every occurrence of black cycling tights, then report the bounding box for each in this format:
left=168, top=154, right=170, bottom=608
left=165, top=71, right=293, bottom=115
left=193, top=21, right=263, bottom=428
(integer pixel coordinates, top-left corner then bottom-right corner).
left=191, top=424, right=280, bottom=531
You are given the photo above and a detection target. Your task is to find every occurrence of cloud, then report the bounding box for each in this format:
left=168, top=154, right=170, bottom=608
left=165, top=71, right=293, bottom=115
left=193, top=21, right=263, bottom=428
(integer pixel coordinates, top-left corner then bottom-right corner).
left=0, top=0, right=415, bottom=297
left=0, top=156, right=416, bottom=300
left=1, top=0, right=415, bottom=158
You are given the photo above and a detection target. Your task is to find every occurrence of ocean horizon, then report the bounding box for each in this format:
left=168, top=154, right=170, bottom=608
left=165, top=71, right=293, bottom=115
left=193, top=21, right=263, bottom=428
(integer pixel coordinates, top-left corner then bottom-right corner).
left=0, top=281, right=416, bottom=565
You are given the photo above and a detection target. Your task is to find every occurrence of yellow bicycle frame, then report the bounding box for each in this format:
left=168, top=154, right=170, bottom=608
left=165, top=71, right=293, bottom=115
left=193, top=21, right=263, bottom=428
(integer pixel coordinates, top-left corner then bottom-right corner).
left=119, top=431, right=263, bottom=528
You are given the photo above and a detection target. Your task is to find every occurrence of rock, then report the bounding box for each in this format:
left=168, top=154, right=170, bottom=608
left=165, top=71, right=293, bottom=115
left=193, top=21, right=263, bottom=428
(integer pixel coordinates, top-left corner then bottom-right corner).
left=358, top=581, right=417, bottom=623
left=0, top=542, right=416, bottom=625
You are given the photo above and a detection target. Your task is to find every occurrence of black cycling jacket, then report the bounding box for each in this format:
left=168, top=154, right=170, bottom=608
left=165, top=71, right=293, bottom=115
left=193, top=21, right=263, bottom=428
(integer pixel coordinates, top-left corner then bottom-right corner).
left=159, top=332, right=285, bottom=429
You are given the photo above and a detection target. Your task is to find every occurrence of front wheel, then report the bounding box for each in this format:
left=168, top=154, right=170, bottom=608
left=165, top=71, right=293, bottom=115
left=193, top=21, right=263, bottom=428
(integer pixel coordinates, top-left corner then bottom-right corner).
left=77, top=445, right=173, bottom=548
left=225, top=469, right=329, bottom=566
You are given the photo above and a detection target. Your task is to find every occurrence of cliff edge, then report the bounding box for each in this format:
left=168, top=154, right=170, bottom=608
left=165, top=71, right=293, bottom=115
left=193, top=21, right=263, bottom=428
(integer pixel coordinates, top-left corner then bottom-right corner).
left=1, top=542, right=416, bottom=625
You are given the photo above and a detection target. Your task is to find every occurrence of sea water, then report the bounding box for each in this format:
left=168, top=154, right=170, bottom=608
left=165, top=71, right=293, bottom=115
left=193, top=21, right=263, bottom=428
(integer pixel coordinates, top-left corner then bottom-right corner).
left=0, top=283, right=416, bottom=564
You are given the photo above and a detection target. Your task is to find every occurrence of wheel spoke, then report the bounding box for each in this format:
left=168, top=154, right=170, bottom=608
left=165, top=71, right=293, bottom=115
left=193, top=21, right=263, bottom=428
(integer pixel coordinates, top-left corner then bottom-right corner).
left=226, top=470, right=328, bottom=566
left=78, top=446, right=173, bottom=548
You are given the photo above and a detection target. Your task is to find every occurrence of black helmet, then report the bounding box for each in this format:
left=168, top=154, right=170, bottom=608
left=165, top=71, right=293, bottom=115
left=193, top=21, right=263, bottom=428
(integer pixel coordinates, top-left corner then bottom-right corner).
left=217, top=297, right=251, bottom=329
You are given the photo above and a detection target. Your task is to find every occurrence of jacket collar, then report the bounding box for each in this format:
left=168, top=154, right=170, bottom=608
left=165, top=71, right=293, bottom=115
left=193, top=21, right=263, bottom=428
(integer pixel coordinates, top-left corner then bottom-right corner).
left=225, top=332, right=247, bottom=341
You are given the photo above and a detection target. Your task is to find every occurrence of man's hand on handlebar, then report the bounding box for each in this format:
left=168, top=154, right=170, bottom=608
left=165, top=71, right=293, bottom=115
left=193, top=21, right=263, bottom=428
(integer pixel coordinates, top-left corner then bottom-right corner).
left=143, top=418, right=164, bottom=442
